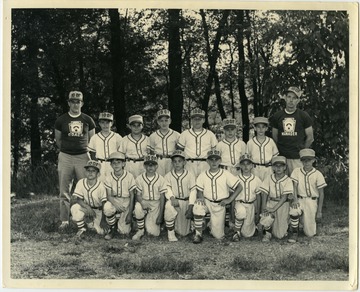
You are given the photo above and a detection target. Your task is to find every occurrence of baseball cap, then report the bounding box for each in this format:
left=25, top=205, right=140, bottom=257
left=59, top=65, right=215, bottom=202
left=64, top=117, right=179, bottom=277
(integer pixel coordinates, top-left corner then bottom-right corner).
left=253, top=117, right=269, bottom=125
left=286, top=87, right=302, bottom=98
left=68, top=91, right=83, bottom=101
left=171, top=150, right=186, bottom=159
left=271, top=156, right=286, bottom=165
left=299, top=148, right=316, bottom=160
left=99, top=112, right=114, bottom=121
left=156, top=109, right=171, bottom=119
left=108, top=152, right=126, bottom=161
left=239, top=154, right=253, bottom=164
left=190, top=108, right=205, bottom=118
left=144, top=155, right=158, bottom=165
left=128, top=115, right=143, bottom=125
left=207, top=150, right=221, bottom=160
left=84, top=160, right=101, bottom=171
left=222, top=118, right=237, bottom=129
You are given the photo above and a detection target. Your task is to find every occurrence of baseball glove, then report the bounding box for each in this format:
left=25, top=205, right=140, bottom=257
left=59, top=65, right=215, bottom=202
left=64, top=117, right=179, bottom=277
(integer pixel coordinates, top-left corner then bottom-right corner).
left=259, top=212, right=275, bottom=229
left=83, top=205, right=96, bottom=223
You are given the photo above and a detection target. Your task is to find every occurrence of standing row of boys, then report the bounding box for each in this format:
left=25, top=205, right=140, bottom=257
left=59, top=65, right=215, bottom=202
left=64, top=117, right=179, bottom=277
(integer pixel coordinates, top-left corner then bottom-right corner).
left=57, top=88, right=326, bottom=245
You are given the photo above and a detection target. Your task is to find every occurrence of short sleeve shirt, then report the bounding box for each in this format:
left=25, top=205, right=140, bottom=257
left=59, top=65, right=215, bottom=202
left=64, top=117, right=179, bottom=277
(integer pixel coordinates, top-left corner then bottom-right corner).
left=148, top=129, right=180, bottom=156
left=177, top=128, right=218, bottom=158
left=291, top=167, right=327, bottom=198
left=216, top=138, right=247, bottom=167
left=118, top=134, right=148, bottom=159
left=135, top=173, right=168, bottom=201
left=196, top=169, right=240, bottom=201
left=269, top=109, right=313, bottom=159
left=73, top=178, right=107, bottom=208
left=164, top=170, right=196, bottom=200
left=88, top=131, right=122, bottom=160
left=235, top=173, right=262, bottom=202
left=246, top=137, right=279, bottom=164
left=259, top=174, right=293, bottom=199
left=104, top=170, right=136, bottom=198
left=55, top=113, right=96, bottom=155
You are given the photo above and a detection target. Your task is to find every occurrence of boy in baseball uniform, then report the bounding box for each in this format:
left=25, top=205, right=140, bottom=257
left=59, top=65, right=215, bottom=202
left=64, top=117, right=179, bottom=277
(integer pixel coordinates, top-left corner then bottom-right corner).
left=148, top=109, right=180, bottom=176
left=232, top=154, right=262, bottom=241
left=132, top=155, right=169, bottom=240
left=88, top=112, right=122, bottom=182
left=118, top=115, right=148, bottom=178
left=259, top=156, right=293, bottom=242
left=287, top=149, right=327, bottom=243
left=70, top=160, right=107, bottom=238
left=192, top=150, right=243, bottom=244
left=216, top=118, right=246, bottom=176
left=164, top=150, right=197, bottom=241
left=103, top=151, right=137, bottom=240
left=247, top=117, right=279, bottom=181
left=177, top=108, right=218, bottom=178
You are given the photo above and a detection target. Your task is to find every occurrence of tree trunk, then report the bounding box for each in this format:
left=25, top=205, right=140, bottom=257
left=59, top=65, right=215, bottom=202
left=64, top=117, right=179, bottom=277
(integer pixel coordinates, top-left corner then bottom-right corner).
left=109, top=9, right=127, bottom=136
left=236, top=10, right=250, bottom=142
left=168, top=9, right=184, bottom=132
left=214, top=72, right=226, bottom=119
left=200, top=9, right=230, bottom=128
left=27, top=40, right=42, bottom=168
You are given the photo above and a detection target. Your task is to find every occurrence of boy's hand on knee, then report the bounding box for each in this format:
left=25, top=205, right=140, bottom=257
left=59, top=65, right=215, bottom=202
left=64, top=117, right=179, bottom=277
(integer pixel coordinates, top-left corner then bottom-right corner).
left=185, top=205, right=194, bottom=219
left=171, top=197, right=179, bottom=207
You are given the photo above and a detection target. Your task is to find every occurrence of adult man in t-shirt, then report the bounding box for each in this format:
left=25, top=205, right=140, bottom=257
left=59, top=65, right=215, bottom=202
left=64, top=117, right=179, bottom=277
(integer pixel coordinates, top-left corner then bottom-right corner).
left=55, top=91, right=96, bottom=231
left=270, top=87, right=314, bottom=175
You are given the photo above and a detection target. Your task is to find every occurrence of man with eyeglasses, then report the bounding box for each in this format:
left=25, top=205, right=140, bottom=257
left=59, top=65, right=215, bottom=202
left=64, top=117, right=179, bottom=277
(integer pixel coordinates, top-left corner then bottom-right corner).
left=55, top=91, right=96, bottom=232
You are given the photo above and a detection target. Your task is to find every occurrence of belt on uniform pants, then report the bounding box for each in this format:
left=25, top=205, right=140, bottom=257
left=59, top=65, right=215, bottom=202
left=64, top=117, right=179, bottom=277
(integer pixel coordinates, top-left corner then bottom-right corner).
left=157, top=155, right=171, bottom=159
left=176, top=197, right=189, bottom=201
left=253, top=162, right=272, bottom=167
left=126, top=157, right=145, bottom=162
left=298, top=196, right=318, bottom=200
left=269, top=197, right=291, bottom=202
left=91, top=206, right=102, bottom=210
left=205, top=197, right=222, bottom=203
left=238, top=199, right=256, bottom=204
left=187, top=158, right=207, bottom=162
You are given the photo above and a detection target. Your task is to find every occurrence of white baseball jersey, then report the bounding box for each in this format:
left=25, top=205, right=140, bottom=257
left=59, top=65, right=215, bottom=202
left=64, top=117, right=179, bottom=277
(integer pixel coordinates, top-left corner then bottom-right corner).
left=247, top=137, right=279, bottom=165
left=235, top=173, right=262, bottom=202
left=148, top=129, right=180, bottom=156
left=259, top=174, right=293, bottom=199
left=290, top=167, right=327, bottom=198
left=177, top=128, right=217, bottom=158
left=135, top=173, right=169, bottom=201
left=216, top=138, right=246, bottom=167
left=196, top=169, right=240, bottom=201
left=88, top=131, right=122, bottom=160
left=73, top=178, right=107, bottom=208
left=164, top=169, right=197, bottom=203
left=118, top=134, right=148, bottom=159
left=104, top=170, right=137, bottom=198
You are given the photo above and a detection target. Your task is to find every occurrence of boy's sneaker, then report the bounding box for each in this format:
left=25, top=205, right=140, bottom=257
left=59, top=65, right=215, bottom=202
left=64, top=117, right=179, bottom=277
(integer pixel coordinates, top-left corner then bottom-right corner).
left=105, top=226, right=116, bottom=240
left=75, top=227, right=86, bottom=239
left=58, top=221, right=69, bottom=233
left=132, top=229, right=144, bottom=240
left=167, top=230, right=178, bottom=242
left=262, top=231, right=272, bottom=242
left=193, top=234, right=203, bottom=244
left=232, top=232, right=241, bottom=242
left=288, top=232, right=298, bottom=243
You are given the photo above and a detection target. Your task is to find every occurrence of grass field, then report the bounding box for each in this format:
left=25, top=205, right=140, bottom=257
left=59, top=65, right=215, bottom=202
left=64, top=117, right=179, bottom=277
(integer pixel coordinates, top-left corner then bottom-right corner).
left=10, top=195, right=349, bottom=281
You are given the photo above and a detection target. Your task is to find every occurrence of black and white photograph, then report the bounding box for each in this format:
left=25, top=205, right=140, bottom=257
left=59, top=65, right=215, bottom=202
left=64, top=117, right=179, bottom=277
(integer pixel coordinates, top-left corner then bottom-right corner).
left=2, top=1, right=358, bottom=290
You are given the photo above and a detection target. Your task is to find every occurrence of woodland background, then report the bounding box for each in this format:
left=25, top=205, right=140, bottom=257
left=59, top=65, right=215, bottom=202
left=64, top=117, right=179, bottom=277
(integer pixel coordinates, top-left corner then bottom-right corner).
left=10, top=9, right=349, bottom=202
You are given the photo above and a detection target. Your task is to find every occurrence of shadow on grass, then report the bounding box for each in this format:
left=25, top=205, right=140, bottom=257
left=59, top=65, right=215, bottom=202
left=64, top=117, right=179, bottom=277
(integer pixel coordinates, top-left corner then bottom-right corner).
left=231, top=257, right=262, bottom=272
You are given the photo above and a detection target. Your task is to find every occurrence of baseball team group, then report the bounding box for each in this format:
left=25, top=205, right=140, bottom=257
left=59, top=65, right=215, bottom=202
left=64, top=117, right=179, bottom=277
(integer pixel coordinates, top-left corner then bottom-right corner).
left=54, top=86, right=326, bottom=244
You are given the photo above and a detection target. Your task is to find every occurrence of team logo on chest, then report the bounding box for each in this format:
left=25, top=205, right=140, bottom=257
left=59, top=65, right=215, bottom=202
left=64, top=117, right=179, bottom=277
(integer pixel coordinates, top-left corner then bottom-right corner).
left=281, top=118, right=297, bottom=136
left=68, top=121, right=84, bottom=137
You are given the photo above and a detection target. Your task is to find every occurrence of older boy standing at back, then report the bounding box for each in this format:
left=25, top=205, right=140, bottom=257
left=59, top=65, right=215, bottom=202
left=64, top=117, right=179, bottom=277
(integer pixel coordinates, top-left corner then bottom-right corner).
left=270, top=87, right=314, bottom=175
left=148, top=109, right=180, bottom=176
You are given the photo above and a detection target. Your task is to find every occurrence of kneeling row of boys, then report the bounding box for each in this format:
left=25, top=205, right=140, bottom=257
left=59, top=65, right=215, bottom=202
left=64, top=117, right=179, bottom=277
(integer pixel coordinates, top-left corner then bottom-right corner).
left=69, top=147, right=326, bottom=244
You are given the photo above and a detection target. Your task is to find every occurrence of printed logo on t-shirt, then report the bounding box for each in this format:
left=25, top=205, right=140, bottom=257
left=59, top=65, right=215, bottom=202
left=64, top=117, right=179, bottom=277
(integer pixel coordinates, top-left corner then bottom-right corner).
left=281, top=118, right=297, bottom=136
left=68, top=121, right=84, bottom=137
